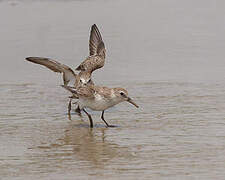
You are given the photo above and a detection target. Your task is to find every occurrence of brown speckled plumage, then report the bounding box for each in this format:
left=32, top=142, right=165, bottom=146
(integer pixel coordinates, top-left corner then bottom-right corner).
left=76, top=24, right=106, bottom=72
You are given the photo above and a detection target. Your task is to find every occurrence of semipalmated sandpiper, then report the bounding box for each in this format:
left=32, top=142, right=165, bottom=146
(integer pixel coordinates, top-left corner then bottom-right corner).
left=62, top=85, right=139, bottom=128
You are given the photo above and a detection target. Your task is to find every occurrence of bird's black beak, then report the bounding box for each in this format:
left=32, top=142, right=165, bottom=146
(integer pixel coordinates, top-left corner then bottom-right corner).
left=127, top=97, right=139, bottom=108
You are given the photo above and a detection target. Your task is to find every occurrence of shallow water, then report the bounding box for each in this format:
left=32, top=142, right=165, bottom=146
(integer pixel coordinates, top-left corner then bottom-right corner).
left=1, top=0, right=225, bottom=179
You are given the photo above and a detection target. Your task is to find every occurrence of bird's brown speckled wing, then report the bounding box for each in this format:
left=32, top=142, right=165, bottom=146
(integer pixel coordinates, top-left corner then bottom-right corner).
left=76, top=86, right=95, bottom=99
left=89, top=24, right=105, bottom=57
left=61, top=85, right=95, bottom=99
left=94, top=86, right=112, bottom=98
left=26, top=57, right=76, bottom=85
left=76, top=24, right=106, bottom=72
left=76, top=55, right=104, bottom=72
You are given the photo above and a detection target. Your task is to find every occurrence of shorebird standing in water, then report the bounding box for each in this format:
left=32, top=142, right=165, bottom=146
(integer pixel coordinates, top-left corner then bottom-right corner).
left=25, top=24, right=106, bottom=116
left=61, top=85, right=139, bottom=128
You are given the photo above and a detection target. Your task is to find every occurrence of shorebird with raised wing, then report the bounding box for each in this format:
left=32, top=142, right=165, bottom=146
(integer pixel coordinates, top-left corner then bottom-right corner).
left=61, top=85, right=139, bottom=128
left=25, top=24, right=106, bottom=116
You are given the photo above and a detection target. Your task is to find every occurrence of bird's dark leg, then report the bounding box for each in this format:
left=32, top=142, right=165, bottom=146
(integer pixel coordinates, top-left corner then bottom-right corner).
left=101, top=110, right=109, bottom=127
left=83, top=109, right=93, bottom=128
left=75, top=105, right=82, bottom=117
left=101, top=111, right=116, bottom=127
left=68, top=99, right=72, bottom=120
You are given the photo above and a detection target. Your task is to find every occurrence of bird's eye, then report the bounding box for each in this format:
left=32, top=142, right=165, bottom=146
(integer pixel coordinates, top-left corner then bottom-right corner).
left=120, top=92, right=124, bottom=96
left=80, top=79, right=82, bottom=83
left=88, top=79, right=91, bottom=83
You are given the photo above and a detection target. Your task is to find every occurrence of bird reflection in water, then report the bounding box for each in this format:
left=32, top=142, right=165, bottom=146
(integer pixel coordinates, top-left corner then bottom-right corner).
left=33, top=122, right=134, bottom=171
left=62, top=125, right=121, bottom=167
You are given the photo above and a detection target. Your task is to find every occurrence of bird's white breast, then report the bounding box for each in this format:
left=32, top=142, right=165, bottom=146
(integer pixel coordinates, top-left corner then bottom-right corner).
left=79, top=93, right=120, bottom=111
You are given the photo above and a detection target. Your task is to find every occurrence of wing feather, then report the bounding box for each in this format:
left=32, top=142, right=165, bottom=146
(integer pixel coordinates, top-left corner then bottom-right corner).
left=76, top=24, right=106, bottom=72
left=26, top=57, right=76, bottom=85
left=89, top=24, right=104, bottom=56
left=61, top=85, right=95, bottom=99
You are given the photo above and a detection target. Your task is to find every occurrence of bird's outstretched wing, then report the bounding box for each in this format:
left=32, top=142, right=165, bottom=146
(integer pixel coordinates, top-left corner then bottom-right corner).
left=89, top=24, right=105, bottom=57
left=76, top=24, right=106, bottom=72
left=26, top=57, right=76, bottom=85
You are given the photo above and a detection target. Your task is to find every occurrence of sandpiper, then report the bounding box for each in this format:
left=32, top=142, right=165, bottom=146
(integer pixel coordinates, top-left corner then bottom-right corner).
left=25, top=24, right=106, bottom=115
left=61, top=85, right=139, bottom=128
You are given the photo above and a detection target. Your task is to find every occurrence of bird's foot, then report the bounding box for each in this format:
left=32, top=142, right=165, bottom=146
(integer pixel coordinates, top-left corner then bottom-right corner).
left=106, top=125, right=118, bottom=128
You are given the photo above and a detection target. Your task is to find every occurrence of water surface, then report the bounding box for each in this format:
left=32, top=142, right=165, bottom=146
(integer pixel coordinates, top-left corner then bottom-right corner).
left=1, top=0, right=225, bottom=179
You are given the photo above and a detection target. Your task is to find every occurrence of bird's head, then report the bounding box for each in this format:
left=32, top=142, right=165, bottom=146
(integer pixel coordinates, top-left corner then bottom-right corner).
left=76, top=71, right=94, bottom=87
left=113, top=88, right=139, bottom=108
